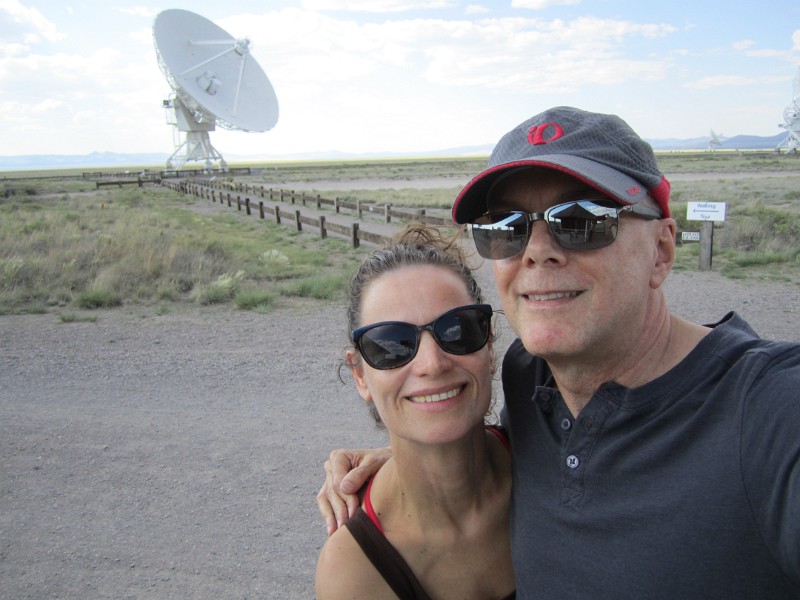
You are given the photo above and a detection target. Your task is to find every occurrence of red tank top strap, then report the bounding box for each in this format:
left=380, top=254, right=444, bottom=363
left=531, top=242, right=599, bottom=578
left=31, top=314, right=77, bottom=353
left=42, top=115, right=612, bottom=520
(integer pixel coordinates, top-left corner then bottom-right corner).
left=486, top=425, right=511, bottom=451
left=363, top=475, right=384, bottom=534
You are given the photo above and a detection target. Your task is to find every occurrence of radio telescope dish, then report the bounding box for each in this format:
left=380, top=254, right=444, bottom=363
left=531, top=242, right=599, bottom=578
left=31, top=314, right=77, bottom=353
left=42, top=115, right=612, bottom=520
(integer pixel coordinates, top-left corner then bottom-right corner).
left=707, top=129, right=722, bottom=151
left=777, top=66, right=800, bottom=153
left=153, top=9, right=279, bottom=171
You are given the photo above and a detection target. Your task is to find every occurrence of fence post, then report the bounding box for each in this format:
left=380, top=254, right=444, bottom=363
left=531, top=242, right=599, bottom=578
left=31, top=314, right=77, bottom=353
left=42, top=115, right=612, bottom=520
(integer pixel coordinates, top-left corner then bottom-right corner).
left=274, top=205, right=281, bottom=224
left=320, top=216, right=327, bottom=239
left=699, top=221, right=714, bottom=271
left=385, top=204, right=391, bottom=223
left=295, top=210, right=302, bottom=231
left=316, top=194, right=321, bottom=209
left=352, top=223, right=360, bottom=248
left=227, top=193, right=232, bottom=207
left=280, top=189, right=284, bottom=203
left=237, top=196, right=242, bottom=211
left=245, top=198, right=251, bottom=216
left=357, top=200, right=362, bottom=219
left=334, top=197, right=339, bottom=213
left=259, top=201, right=265, bottom=219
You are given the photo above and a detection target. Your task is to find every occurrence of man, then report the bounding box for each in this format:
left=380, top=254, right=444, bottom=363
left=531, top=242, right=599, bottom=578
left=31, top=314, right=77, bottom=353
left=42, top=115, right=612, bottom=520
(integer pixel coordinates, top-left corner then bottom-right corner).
left=319, top=107, right=800, bottom=598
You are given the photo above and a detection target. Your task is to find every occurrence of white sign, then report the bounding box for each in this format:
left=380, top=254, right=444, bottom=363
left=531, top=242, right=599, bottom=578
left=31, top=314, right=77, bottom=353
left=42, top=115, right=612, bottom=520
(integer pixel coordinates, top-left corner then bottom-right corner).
left=687, top=202, right=726, bottom=222
left=682, top=231, right=700, bottom=241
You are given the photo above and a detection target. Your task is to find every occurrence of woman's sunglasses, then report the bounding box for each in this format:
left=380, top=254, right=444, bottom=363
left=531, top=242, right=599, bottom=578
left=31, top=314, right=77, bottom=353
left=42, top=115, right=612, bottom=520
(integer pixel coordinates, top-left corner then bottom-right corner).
left=352, top=304, right=493, bottom=370
left=470, top=199, right=662, bottom=260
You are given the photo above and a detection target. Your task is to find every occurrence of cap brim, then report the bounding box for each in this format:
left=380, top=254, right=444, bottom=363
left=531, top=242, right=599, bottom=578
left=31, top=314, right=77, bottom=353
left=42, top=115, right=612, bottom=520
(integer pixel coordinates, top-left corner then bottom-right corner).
left=452, top=155, right=654, bottom=224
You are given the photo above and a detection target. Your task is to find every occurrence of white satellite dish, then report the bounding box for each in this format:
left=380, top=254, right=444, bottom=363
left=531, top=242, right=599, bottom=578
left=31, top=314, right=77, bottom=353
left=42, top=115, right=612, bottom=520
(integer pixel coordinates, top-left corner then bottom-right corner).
left=153, top=9, right=279, bottom=171
left=777, top=66, right=800, bottom=152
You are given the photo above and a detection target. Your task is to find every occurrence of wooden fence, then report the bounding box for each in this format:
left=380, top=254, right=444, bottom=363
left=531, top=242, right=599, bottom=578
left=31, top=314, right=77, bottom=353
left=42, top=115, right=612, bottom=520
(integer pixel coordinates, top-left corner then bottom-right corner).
left=162, top=179, right=457, bottom=248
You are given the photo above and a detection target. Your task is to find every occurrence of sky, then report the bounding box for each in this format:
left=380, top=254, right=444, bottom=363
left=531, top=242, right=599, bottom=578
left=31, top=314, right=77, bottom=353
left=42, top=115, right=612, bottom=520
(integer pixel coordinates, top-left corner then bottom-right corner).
left=1, top=0, right=799, bottom=161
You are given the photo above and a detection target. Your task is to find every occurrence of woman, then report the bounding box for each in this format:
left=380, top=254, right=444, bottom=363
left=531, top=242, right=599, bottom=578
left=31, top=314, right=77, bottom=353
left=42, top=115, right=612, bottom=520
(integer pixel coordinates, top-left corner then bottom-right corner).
left=315, top=225, right=515, bottom=600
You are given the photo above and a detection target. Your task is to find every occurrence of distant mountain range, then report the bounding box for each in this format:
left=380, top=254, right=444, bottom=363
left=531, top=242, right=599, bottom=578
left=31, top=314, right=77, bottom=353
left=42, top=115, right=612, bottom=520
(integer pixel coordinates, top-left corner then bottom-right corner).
left=647, top=133, right=788, bottom=151
left=0, top=134, right=791, bottom=171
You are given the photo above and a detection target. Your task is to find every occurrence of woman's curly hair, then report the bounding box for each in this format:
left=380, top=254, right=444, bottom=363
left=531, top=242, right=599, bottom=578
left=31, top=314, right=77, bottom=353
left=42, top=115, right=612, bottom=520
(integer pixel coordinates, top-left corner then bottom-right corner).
left=345, top=223, right=483, bottom=335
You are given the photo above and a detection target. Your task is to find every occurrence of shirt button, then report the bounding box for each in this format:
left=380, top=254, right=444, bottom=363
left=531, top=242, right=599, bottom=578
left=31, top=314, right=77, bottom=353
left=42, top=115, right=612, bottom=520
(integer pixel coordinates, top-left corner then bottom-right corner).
left=566, top=455, right=580, bottom=469
left=560, top=418, right=572, bottom=431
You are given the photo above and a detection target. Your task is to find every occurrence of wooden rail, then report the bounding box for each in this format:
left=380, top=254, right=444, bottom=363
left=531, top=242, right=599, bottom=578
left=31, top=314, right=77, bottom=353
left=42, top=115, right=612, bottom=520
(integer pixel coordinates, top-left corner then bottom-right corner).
left=95, top=175, right=163, bottom=189
left=190, top=179, right=453, bottom=226
left=161, top=179, right=458, bottom=249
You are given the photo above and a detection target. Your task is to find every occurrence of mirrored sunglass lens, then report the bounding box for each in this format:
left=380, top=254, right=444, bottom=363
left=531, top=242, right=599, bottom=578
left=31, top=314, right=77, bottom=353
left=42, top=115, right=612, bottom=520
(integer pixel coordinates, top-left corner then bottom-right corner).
left=547, top=201, right=620, bottom=250
left=471, top=212, right=529, bottom=259
left=360, top=324, right=417, bottom=368
left=434, top=309, right=489, bottom=354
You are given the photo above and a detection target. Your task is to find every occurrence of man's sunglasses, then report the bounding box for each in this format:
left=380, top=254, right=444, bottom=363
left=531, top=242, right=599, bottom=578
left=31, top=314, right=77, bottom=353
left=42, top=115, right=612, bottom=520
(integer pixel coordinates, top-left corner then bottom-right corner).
left=470, top=199, right=662, bottom=260
left=352, top=304, right=493, bottom=370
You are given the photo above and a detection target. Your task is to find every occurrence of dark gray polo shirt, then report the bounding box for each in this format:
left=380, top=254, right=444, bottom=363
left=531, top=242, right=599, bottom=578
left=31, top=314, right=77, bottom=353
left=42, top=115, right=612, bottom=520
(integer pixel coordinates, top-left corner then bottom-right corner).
left=502, top=312, right=800, bottom=599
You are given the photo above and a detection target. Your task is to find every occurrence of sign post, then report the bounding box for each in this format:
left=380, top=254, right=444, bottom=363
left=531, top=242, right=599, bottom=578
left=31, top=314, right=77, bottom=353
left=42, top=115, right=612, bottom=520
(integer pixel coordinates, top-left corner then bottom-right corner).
left=686, top=202, right=726, bottom=271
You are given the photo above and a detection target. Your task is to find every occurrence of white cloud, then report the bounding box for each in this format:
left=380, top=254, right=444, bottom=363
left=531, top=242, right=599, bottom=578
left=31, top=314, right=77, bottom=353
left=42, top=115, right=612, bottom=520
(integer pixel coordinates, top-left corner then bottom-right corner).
left=511, top=0, right=581, bottom=9
left=418, top=16, right=674, bottom=92
left=745, top=48, right=792, bottom=58
left=0, top=0, right=64, bottom=45
left=466, top=5, right=490, bottom=15
left=793, top=29, right=800, bottom=51
left=129, top=26, right=153, bottom=46
left=733, top=39, right=755, bottom=51
left=118, top=7, right=159, bottom=17
left=685, top=75, right=757, bottom=90
left=300, top=0, right=454, bottom=12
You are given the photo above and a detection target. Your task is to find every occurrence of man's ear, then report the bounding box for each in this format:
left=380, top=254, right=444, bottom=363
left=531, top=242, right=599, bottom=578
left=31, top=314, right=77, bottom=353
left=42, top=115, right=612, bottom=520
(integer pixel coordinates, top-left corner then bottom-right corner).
left=650, top=218, right=676, bottom=290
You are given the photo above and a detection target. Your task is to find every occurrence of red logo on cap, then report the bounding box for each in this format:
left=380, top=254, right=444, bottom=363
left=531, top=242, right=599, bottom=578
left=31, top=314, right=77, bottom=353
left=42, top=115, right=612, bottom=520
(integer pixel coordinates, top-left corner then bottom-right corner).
left=626, top=185, right=642, bottom=196
left=527, top=122, right=564, bottom=145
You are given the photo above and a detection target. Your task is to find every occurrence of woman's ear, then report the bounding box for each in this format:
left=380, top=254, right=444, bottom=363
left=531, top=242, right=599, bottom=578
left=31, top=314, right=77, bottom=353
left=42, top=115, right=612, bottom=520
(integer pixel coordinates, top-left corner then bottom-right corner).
left=346, top=349, right=373, bottom=403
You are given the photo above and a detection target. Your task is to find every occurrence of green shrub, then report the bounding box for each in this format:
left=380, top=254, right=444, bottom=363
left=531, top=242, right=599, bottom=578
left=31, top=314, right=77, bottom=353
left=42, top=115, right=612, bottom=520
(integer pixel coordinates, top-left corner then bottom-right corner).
left=75, top=289, right=122, bottom=309
left=235, top=289, right=276, bottom=311
left=280, top=274, right=347, bottom=301
left=192, top=271, right=244, bottom=305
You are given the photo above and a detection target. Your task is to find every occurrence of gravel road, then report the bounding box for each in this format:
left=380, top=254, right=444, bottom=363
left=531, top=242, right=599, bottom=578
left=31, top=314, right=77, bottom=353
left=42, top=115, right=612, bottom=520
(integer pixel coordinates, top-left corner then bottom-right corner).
left=2, top=179, right=800, bottom=599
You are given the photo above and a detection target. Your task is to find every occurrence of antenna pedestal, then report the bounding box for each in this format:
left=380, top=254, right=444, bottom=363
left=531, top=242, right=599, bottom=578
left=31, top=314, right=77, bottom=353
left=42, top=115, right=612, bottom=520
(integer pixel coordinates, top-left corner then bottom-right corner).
left=166, top=130, right=227, bottom=172
left=164, top=97, right=227, bottom=172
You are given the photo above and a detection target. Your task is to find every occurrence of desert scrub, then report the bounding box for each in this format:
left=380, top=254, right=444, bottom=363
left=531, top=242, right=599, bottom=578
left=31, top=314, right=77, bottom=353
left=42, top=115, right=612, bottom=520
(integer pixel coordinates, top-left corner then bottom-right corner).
left=0, top=183, right=363, bottom=314
left=279, top=274, right=350, bottom=301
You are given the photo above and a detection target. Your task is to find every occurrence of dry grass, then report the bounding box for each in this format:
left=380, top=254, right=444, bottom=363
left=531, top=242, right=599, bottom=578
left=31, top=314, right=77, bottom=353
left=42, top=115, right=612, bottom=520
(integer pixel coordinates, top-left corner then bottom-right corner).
left=0, top=184, right=364, bottom=314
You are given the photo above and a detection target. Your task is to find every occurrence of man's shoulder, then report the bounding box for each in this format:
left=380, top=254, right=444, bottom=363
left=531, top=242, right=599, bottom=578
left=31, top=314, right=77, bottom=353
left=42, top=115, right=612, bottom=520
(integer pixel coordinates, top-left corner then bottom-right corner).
left=705, top=311, right=800, bottom=365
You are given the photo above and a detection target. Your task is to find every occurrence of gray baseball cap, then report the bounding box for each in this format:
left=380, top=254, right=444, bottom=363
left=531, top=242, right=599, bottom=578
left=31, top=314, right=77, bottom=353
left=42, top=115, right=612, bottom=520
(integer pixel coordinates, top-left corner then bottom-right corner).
left=452, top=106, right=671, bottom=223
